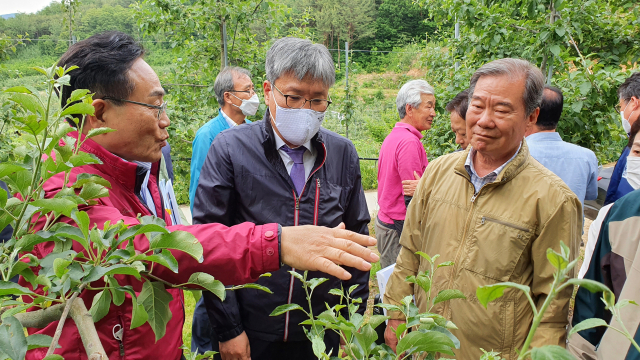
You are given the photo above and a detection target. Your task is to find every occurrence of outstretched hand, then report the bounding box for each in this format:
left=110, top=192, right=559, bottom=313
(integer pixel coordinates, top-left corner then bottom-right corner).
left=280, top=223, right=379, bottom=280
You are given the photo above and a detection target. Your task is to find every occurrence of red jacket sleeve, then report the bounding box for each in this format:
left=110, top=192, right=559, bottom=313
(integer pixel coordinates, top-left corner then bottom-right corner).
left=32, top=204, right=280, bottom=287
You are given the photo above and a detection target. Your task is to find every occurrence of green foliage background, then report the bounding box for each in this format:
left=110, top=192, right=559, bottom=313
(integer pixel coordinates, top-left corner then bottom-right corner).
left=1, top=0, right=638, bottom=205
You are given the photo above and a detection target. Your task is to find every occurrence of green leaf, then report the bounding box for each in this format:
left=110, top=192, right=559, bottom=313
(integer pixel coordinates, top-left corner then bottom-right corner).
left=555, top=26, right=566, bottom=37
left=149, top=231, right=203, bottom=262
left=328, top=288, right=343, bottom=297
left=186, top=273, right=226, bottom=301
left=531, top=345, right=575, bottom=360
left=108, top=277, right=125, bottom=306
left=311, top=334, right=326, bottom=358
left=84, top=264, right=141, bottom=283
left=396, top=330, right=455, bottom=356
left=86, top=128, right=117, bottom=139
left=415, top=251, right=432, bottom=263
left=571, top=101, right=584, bottom=113
left=31, top=198, right=77, bottom=217
left=0, top=164, right=26, bottom=179
left=437, top=261, right=454, bottom=269
left=67, top=89, right=90, bottom=104
left=72, top=173, right=111, bottom=189
left=568, top=318, right=608, bottom=337
left=130, top=295, right=149, bottom=330
left=60, top=102, right=95, bottom=117
left=139, top=281, right=173, bottom=341
left=78, top=182, right=109, bottom=201
left=234, top=283, right=273, bottom=294
left=270, top=303, right=303, bottom=316
left=476, top=282, right=530, bottom=308
left=71, top=210, right=91, bottom=240
left=0, top=316, right=28, bottom=360
left=26, top=334, right=56, bottom=350
left=4, top=86, right=32, bottom=94
left=353, top=324, right=377, bottom=355
left=53, top=258, right=71, bottom=279
left=0, top=281, right=35, bottom=296
left=42, top=355, right=64, bottom=360
left=433, top=289, right=466, bottom=305
left=90, top=290, right=112, bottom=322
left=546, top=248, right=568, bottom=271
left=566, top=278, right=611, bottom=294
left=549, top=45, right=561, bottom=57
left=142, top=250, right=179, bottom=273
left=308, top=277, right=328, bottom=292
left=367, top=314, right=388, bottom=330
left=9, top=93, right=44, bottom=117
left=15, top=234, right=54, bottom=252
left=579, top=82, right=592, bottom=96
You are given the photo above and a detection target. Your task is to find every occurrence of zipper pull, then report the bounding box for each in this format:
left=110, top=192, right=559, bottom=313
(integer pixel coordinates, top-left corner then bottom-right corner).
left=471, top=193, right=478, bottom=203
left=317, top=178, right=321, bottom=188
left=295, top=198, right=300, bottom=210
left=481, top=217, right=485, bottom=225
left=113, top=324, right=124, bottom=357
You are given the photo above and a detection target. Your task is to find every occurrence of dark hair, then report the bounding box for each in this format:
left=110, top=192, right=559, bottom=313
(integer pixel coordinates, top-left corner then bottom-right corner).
left=445, top=89, right=469, bottom=120
left=628, top=119, right=640, bottom=148
left=536, top=86, right=563, bottom=130
left=619, top=72, right=640, bottom=101
left=57, top=31, right=145, bottom=125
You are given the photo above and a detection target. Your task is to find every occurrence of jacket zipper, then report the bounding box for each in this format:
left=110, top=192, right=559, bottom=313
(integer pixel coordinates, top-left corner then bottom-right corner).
left=481, top=216, right=530, bottom=232
left=284, top=145, right=327, bottom=342
left=443, top=182, right=484, bottom=318
left=113, top=319, right=125, bottom=358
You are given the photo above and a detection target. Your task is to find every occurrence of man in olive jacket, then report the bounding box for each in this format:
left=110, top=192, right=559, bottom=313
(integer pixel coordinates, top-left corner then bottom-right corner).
left=383, top=58, right=582, bottom=359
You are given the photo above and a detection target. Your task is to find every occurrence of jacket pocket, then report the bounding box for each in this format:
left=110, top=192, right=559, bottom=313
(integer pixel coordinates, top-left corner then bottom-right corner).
left=462, top=215, right=533, bottom=282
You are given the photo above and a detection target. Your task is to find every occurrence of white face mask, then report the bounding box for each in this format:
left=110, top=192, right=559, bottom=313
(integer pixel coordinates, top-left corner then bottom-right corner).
left=627, top=155, right=640, bottom=190
left=231, top=93, right=260, bottom=116
left=271, top=91, right=325, bottom=146
left=621, top=102, right=634, bottom=134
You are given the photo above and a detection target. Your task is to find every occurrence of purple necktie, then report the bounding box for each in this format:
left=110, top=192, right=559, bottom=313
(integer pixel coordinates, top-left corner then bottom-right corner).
left=281, top=146, right=306, bottom=196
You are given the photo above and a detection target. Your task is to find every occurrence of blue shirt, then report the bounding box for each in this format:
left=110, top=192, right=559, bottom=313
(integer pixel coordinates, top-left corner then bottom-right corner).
left=189, top=110, right=250, bottom=211
left=464, top=142, right=521, bottom=194
left=526, top=132, right=598, bottom=205
left=605, top=146, right=633, bottom=205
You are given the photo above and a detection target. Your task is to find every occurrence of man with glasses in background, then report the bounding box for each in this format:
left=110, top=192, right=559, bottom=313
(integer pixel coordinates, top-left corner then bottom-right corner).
left=189, top=66, right=259, bottom=355
left=189, top=67, right=259, bottom=212
left=192, top=37, right=370, bottom=360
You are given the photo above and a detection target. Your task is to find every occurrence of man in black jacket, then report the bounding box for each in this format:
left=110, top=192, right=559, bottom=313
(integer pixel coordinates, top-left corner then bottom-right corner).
left=192, top=37, right=371, bottom=360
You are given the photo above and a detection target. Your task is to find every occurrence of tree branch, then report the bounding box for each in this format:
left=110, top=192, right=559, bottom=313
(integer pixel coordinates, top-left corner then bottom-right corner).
left=46, top=285, right=84, bottom=357
left=14, top=294, right=107, bottom=359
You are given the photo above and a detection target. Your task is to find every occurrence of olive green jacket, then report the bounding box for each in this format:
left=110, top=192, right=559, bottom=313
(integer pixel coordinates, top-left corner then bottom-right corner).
left=384, top=140, right=582, bottom=360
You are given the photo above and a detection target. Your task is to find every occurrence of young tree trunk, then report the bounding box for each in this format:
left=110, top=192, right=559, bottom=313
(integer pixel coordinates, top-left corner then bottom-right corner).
left=15, top=299, right=107, bottom=359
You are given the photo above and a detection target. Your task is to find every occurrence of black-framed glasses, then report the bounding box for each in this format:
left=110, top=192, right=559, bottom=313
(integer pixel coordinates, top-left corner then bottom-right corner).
left=103, top=96, right=168, bottom=120
left=272, top=84, right=332, bottom=112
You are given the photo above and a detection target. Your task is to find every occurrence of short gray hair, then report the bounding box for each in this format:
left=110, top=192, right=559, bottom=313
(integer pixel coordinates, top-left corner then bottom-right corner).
left=214, top=66, right=251, bottom=106
left=469, top=58, right=544, bottom=116
left=396, top=80, right=435, bottom=119
left=266, top=37, right=335, bottom=87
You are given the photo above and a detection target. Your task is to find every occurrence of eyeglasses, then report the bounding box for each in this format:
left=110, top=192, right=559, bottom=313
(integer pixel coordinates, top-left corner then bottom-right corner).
left=272, top=84, right=332, bottom=112
left=103, top=96, right=168, bottom=120
left=615, top=100, right=629, bottom=113
left=228, top=88, right=256, bottom=96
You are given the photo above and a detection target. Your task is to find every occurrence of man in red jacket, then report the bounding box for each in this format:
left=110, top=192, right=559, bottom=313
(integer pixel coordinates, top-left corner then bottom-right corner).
left=22, top=31, right=378, bottom=360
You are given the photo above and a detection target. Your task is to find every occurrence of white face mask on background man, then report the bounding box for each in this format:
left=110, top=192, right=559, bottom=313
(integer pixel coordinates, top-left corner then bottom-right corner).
left=231, top=93, right=260, bottom=116
left=626, top=155, right=640, bottom=190
left=271, top=91, right=325, bottom=146
left=621, top=102, right=635, bottom=134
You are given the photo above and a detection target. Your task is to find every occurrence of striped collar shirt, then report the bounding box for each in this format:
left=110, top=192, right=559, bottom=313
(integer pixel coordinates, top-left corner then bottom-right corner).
left=464, top=142, right=521, bottom=194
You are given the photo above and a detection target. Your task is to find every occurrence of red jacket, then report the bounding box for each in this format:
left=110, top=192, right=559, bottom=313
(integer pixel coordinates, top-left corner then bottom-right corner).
left=22, top=132, right=280, bottom=360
